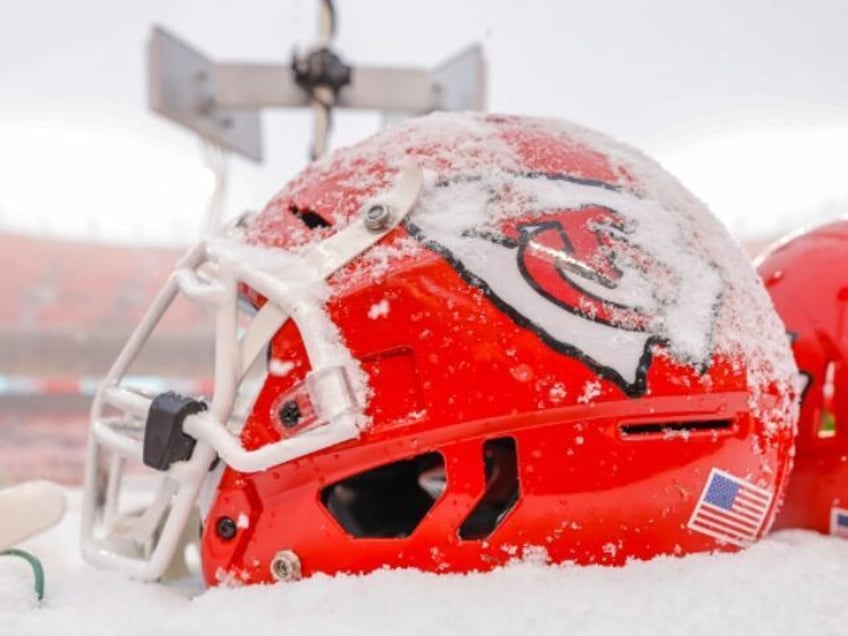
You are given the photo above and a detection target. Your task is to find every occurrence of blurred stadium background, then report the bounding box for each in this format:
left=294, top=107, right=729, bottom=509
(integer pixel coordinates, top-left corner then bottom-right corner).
left=0, top=234, right=213, bottom=483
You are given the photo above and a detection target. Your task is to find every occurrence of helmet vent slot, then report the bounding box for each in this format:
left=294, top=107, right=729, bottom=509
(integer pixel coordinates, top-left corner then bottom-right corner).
left=289, top=205, right=331, bottom=229
left=320, top=452, right=444, bottom=538
left=458, top=437, right=520, bottom=540
left=620, top=419, right=734, bottom=437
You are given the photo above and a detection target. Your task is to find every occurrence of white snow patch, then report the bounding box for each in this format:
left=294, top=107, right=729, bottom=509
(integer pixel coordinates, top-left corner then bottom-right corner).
left=1, top=491, right=847, bottom=635
left=367, top=299, right=390, bottom=320
left=519, top=545, right=550, bottom=565
left=268, top=358, right=295, bottom=377
left=663, top=428, right=692, bottom=441
left=578, top=381, right=602, bottom=404
left=602, top=542, right=618, bottom=557
left=548, top=383, right=567, bottom=403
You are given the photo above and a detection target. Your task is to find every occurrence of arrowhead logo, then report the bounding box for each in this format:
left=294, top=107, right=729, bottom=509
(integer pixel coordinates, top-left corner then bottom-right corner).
left=510, top=205, right=656, bottom=331
left=407, top=172, right=722, bottom=396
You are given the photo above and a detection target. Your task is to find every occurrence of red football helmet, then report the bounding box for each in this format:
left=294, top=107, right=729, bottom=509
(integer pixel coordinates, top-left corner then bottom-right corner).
left=81, top=113, right=797, bottom=585
left=758, top=220, right=848, bottom=535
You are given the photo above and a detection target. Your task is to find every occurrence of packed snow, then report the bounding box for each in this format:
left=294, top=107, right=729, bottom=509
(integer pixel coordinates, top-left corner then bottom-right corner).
left=0, top=490, right=847, bottom=635
left=368, top=299, right=391, bottom=320
left=249, top=112, right=797, bottom=440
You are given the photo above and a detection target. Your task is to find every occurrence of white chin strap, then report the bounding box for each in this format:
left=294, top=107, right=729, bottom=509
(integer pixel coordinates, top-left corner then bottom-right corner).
left=81, top=163, right=423, bottom=581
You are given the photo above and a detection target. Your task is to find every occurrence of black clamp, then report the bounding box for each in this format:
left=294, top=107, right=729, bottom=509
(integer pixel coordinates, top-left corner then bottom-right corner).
left=291, top=47, right=352, bottom=102
left=143, top=392, right=207, bottom=471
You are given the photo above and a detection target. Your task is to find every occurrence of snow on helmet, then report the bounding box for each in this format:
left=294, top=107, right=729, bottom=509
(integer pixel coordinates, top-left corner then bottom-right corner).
left=81, top=113, right=797, bottom=585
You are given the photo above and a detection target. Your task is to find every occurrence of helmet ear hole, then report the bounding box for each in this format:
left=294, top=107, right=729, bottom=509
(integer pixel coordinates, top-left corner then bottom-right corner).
left=459, top=437, right=520, bottom=541
left=321, top=452, right=444, bottom=538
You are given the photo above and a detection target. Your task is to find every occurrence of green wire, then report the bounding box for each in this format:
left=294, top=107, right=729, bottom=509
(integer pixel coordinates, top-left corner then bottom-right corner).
left=1, top=548, right=45, bottom=601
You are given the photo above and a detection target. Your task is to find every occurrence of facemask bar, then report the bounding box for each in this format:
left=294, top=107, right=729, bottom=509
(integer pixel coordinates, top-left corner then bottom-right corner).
left=81, top=163, right=423, bottom=581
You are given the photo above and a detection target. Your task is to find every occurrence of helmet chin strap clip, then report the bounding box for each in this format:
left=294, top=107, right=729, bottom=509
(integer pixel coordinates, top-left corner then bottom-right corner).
left=142, top=392, right=208, bottom=471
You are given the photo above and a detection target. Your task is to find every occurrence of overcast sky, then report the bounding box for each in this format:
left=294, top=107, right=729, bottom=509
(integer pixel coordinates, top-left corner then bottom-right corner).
left=2, top=0, right=847, bottom=244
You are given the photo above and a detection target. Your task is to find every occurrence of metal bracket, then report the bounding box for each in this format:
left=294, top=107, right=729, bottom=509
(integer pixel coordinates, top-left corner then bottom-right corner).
left=148, top=26, right=264, bottom=162
left=147, top=26, right=486, bottom=163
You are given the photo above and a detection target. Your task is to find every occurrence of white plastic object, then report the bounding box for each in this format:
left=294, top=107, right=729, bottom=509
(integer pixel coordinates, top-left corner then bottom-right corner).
left=0, top=480, right=66, bottom=551
left=81, top=163, right=423, bottom=581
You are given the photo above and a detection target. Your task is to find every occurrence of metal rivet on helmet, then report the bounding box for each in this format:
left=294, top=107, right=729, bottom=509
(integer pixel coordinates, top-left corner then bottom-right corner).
left=270, top=550, right=302, bottom=582
left=364, top=204, right=392, bottom=232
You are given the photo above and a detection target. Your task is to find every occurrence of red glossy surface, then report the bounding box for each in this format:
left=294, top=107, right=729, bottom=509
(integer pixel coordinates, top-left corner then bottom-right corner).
left=759, top=221, right=848, bottom=533
left=201, top=115, right=794, bottom=585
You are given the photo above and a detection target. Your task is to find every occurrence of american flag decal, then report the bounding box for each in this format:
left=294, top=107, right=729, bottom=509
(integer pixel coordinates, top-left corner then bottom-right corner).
left=829, top=507, right=848, bottom=538
left=687, top=468, right=773, bottom=547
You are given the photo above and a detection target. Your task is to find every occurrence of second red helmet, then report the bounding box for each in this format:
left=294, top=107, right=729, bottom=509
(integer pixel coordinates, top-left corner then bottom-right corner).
left=758, top=220, right=848, bottom=536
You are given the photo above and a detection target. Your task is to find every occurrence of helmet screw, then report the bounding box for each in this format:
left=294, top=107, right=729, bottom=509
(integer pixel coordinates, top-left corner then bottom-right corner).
left=215, top=516, right=237, bottom=540
left=364, top=204, right=392, bottom=232
left=270, top=549, right=302, bottom=582
left=278, top=400, right=302, bottom=428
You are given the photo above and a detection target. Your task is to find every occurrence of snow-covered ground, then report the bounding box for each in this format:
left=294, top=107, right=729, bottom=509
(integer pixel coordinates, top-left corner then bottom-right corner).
left=1, top=490, right=846, bottom=636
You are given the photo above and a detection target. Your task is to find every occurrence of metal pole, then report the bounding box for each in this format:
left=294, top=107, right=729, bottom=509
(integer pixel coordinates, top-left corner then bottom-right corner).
left=309, top=0, right=337, bottom=159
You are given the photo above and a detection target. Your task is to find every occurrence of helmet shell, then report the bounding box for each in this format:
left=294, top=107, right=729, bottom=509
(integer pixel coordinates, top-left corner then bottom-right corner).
left=202, top=113, right=797, bottom=585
